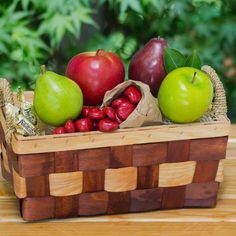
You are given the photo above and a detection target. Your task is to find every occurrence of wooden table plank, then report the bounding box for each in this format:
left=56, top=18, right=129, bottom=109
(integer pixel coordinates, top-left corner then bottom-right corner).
left=218, top=159, right=236, bottom=199
left=1, top=198, right=236, bottom=223
left=0, top=222, right=236, bottom=236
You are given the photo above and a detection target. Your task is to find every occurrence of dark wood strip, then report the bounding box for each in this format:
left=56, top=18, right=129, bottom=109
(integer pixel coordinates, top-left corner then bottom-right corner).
left=26, top=175, right=49, bottom=197
left=184, top=197, right=217, bottom=208
left=167, top=140, right=190, bottom=163
left=193, top=160, right=219, bottom=183
left=54, top=151, right=77, bottom=173
left=54, top=151, right=78, bottom=219
left=18, top=153, right=54, bottom=177
left=137, top=165, right=159, bottom=189
left=107, top=192, right=130, bottom=214
left=83, top=170, right=105, bottom=193
left=21, top=197, right=55, bottom=221
left=190, top=137, right=228, bottom=161
left=133, top=143, right=167, bottom=166
left=110, top=145, right=133, bottom=168
left=185, top=182, right=219, bottom=200
left=162, top=186, right=186, bottom=209
left=130, top=188, right=163, bottom=212
left=6, top=144, right=18, bottom=173
left=79, top=192, right=108, bottom=216
left=55, top=196, right=78, bottom=218
left=78, top=148, right=110, bottom=171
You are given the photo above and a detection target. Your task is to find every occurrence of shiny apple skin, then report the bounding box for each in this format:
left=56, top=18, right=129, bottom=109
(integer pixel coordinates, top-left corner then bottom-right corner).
left=128, top=38, right=168, bottom=96
left=66, top=50, right=125, bottom=106
left=158, top=67, right=213, bottom=123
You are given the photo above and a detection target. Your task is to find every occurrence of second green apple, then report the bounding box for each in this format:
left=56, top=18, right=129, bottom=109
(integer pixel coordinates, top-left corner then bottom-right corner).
left=158, top=67, right=213, bottom=123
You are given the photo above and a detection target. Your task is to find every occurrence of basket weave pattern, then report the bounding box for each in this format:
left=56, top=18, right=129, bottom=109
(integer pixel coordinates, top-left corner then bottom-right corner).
left=0, top=126, right=227, bottom=221
left=0, top=65, right=230, bottom=221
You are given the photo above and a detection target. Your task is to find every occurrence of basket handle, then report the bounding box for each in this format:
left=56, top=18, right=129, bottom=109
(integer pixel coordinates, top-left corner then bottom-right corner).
left=201, top=65, right=227, bottom=117
left=0, top=78, right=15, bottom=144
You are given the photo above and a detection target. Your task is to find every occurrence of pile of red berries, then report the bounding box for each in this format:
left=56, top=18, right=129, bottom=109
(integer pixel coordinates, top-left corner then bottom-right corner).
left=52, top=85, right=141, bottom=134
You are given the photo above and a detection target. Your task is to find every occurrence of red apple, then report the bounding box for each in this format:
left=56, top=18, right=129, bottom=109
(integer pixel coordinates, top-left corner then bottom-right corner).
left=66, top=49, right=125, bottom=106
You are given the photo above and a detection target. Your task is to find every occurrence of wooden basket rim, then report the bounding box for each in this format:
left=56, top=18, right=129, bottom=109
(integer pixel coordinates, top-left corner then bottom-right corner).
left=14, top=114, right=230, bottom=141
left=0, top=91, right=231, bottom=155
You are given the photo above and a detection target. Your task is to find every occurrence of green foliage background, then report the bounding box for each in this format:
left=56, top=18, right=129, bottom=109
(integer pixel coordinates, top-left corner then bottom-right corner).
left=0, top=0, right=236, bottom=121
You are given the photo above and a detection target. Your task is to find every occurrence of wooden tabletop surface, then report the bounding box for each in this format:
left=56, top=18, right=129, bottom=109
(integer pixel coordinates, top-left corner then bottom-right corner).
left=0, top=125, right=236, bottom=235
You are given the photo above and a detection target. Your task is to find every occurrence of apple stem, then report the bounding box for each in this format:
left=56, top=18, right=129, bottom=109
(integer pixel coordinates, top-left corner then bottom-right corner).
left=40, top=65, right=46, bottom=74
left=191, top=72, right=197, bottom=83
left=96, top=49, right=105, bottom=56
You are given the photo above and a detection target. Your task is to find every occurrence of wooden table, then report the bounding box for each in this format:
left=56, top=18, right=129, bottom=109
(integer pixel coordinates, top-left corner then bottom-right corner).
left=0, top=126, right=236, bottom=236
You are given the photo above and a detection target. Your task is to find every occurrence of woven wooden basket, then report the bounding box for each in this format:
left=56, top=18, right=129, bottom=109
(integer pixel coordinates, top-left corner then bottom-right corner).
left=0, top=66, right=231, bottom=221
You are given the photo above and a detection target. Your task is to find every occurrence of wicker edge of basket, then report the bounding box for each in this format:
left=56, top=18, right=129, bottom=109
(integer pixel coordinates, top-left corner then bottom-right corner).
left=0, top=65, right=228, bottom=145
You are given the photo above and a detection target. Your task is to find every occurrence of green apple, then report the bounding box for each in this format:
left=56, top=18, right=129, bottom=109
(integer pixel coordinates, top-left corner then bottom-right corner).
left=34, top=66, right=83, bottom=126
left=158, top=67, right=213, bottom=123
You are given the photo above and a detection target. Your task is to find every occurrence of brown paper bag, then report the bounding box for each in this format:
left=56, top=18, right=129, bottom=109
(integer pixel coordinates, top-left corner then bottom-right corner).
left=101, top=80, right=162, bottom=128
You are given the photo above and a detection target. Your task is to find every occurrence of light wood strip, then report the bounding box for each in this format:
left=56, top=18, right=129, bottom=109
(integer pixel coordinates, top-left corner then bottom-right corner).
left=0, top=109, right=7, bottom=137
left=104, top=167, right=137, bottom=192
left=0, top=162, right=11, bottom=197
left=229, top=125, right=236, bottom=138
left=159, top=161, right=196, bottom=187
left=0, top=158, right=235, bottom=199
left=11, top=118, right=230, bottom=154
left=1, top=144, right=10, bottom=173
left=49, top=171, right=83, bottom=196
left=0, top=222, right=236, bottom=236
left=215, top=159, right=224, bottom=182
left=12, top=168, right=26, bottom=198
left=226, top=140, right=236, bottom=159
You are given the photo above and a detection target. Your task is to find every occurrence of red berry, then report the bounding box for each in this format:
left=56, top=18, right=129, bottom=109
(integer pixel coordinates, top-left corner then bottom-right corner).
left=98, top=119, right=119, bottom=132
left=88, top=108, right=105, bottom=120
left=123, top=86, right=141, bottom=104
left=75, top=118, right=93, bottom=132
left=52, top=127, right=65, bottom=135
left=111, top=98, right=128, bottom=109
left=82, top=107, right=91, bottom=117
left=116, top=101, right=135, bottom=120
left=103, top=106, right=116, bottom=120
left=115, top=113, right=123, bottom=124
left=92, top=121, right=99, bottom=131
left=64, top=120, right=76, bottom=133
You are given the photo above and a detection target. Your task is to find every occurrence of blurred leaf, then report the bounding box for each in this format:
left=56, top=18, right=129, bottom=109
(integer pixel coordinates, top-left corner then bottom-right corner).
left=21, top=0, right=30, bottom=10
left=119, top=0, right=142, bottom=13
left=0, top=42, right=9, bottom=55
left=164, top=48, right=186, bottom=73
left=184, top=50, right=202, bottom=69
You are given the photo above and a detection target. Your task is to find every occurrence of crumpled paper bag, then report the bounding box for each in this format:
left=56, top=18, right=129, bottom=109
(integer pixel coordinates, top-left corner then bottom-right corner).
left=101, top=80, right=162, bottom=128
